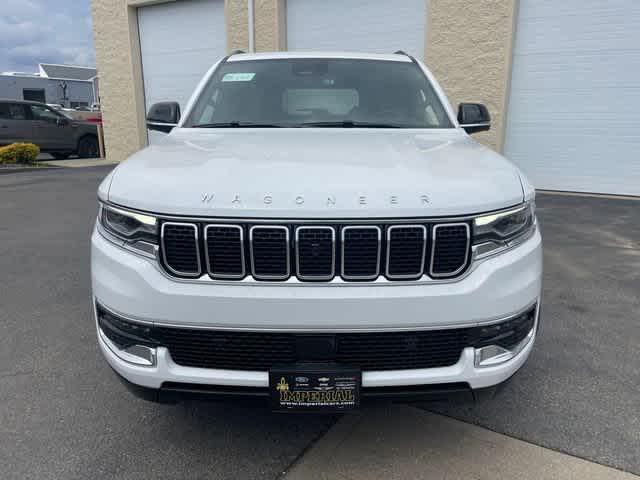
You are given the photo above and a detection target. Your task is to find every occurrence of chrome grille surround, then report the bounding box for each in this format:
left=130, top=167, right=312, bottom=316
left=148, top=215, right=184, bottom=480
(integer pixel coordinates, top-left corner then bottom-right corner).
left=429, top=223, right=470, bottom=278
left=160, top=222, right=201, bottom=278
left=249, top=225, right=291, bottom=280
left=341, top=226, right=382, bottom=280
left=385, top=224, right=427, bottom=280
left=204, top=224, right=245, bottom=279
left=295, top=226, right=336, bottom=281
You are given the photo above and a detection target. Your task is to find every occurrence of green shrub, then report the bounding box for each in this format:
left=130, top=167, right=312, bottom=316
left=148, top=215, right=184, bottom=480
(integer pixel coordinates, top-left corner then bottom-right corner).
left=0, top=143, right=40, bottom=164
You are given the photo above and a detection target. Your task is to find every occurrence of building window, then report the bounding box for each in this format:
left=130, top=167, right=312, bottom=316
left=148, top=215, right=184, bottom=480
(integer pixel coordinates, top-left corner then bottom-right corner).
left=70, top=101, right=89, bottom=109
left=23, top=89, right=46, bottom=103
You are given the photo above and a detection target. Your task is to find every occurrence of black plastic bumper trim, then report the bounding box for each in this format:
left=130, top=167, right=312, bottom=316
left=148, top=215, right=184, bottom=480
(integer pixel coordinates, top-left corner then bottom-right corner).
left=110, top=367, right=500, bottom=407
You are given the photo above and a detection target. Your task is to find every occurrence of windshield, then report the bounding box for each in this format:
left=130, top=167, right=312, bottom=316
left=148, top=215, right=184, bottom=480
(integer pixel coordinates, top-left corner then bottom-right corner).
left=184, top=59, right=453, bottom=128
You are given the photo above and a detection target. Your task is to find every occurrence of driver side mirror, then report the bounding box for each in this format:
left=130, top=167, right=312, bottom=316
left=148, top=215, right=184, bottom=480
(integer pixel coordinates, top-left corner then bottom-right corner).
left=458, top=103, right=490, bottom=134
left=56, top=117, right=69, bottom=126
left=147, top=102, right=180, bottom=133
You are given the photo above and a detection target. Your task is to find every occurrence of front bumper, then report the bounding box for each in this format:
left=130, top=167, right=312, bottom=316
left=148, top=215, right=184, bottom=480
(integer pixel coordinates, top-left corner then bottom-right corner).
left=92, top=225, right=541, bottom=396
left=97, top=311, right=537, bottom=393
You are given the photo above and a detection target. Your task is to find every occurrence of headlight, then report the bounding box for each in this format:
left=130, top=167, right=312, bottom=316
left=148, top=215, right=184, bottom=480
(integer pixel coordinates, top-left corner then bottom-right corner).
left=472, top=201, right=536, bottom=258
left=98, top=204, right=158, bottom=257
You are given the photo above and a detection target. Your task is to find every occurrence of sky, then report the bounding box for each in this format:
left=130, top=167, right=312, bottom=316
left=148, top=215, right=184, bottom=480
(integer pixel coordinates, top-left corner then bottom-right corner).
left=1, top=0, right=95, bottom=73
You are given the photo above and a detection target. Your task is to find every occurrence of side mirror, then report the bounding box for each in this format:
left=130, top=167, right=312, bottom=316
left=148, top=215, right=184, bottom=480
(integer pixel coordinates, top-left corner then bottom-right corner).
left=147, top=102, right=180, bottom=133
left=56, top=117, right=69, bottom=126
left=458, top=103, right=490, bottom=134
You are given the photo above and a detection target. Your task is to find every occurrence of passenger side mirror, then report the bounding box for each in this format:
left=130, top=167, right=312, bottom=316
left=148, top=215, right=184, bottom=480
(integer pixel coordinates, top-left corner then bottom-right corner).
left=457, top=103, right=490, bottom=134
left=147, top=102, right=180, bottom=133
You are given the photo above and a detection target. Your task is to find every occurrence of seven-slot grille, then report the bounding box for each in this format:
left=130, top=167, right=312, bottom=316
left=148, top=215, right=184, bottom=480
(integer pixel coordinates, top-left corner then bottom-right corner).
left=160, top=220, right=471, bottom=281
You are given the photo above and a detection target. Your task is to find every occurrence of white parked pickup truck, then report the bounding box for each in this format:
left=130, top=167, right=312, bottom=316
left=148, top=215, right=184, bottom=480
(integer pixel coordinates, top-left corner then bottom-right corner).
left=91, top=51, right=542, bottom=412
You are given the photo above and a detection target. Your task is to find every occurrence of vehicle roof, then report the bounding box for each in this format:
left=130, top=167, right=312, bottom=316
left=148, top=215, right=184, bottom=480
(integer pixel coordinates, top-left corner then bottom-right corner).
left=227, top=51, right=413, bottom=62
left=0, top=99, right=47, bottom=105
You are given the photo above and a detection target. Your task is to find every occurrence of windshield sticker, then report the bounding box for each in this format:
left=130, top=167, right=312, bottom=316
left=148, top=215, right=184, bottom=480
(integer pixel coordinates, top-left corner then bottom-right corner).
left=222, top=73, right=256, bottom=82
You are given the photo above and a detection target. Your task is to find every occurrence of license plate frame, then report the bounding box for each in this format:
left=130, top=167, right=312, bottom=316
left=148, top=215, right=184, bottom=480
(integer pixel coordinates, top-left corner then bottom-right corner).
left=269, top=364, right=361, bottom=413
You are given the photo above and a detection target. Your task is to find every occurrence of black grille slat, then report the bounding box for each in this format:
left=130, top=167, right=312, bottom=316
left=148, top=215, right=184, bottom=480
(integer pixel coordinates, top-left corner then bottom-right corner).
left=342, top=227, right=380, bottom=279
left=161, top=223, right=200, bottom=276
left=250, top=226, right=289, bottom=279
left=431, top=224, right=470, bottom=277
left=296, top=227, right=335, bottom=280
left=205, top=225, right=244, bottom=278
left=386, top=226, right=426, bottom=279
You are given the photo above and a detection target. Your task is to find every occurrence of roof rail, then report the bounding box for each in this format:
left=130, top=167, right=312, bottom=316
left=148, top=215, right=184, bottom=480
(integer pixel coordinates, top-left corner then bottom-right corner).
left=393, top=50, right=417, bottom=64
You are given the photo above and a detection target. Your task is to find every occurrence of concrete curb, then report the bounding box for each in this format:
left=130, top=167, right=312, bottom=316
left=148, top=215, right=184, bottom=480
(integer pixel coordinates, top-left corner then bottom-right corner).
left=0, top=166, right=60, bottom=175
left=40, top=158, right=119, bottom=168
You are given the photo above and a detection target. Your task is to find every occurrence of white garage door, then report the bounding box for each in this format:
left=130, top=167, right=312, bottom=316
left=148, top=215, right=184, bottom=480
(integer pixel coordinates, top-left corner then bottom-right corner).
left=504, top=1, right=640, bottom=195
left=286, top=0, right=427, bottom=60
left=138, top=0, right=226, bottom=143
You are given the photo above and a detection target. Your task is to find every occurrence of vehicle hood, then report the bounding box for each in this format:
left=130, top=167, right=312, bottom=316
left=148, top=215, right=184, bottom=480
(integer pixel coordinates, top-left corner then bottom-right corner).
left=105, top=129, right=525, bottom=218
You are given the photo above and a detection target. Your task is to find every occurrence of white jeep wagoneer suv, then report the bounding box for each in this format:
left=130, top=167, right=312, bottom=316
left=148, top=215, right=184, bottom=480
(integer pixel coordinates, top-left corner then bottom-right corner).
left=91, top=51, right=541, bottom=412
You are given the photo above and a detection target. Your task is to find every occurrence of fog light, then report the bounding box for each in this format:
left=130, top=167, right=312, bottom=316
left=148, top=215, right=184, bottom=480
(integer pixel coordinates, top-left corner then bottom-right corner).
left=475, top=344, right=514, bottom=367
left=95, top=303, right=159, bottom=367
left=474, top=324, right=535, bottom=368
left=99, top=328, right=157, bottom=366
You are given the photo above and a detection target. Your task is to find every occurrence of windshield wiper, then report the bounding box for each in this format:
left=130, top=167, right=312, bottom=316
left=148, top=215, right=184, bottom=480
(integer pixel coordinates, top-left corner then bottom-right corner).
left=191, top=122, right=283, bottom=128
left=299, top=121, right=405, bottom=128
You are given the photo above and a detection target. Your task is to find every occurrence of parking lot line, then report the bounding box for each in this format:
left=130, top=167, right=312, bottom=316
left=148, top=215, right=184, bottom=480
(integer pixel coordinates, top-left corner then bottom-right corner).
left=284, top=405, right=639, bottom=480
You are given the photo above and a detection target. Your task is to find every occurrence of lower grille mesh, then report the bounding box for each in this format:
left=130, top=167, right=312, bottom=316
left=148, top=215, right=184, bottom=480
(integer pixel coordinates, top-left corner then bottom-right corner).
left=153, top=327, right=468, bottom=371
left=336, top=330, right=467, bottom=370
left=97, top=304, right=537, bottom=373
left=154, top=328, right=297, bottom=370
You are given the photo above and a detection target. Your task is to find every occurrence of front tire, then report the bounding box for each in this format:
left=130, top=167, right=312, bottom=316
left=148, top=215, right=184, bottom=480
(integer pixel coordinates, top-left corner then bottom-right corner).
left=77, top=136, right=99, bottom=158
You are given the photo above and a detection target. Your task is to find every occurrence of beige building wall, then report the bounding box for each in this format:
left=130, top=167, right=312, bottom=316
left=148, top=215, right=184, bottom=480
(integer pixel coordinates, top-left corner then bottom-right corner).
left=92, top=0, right=251, bottom=163
left=226, top=0, right=249, bottom=51
left=254, top=0, right=286, bottom=51
left=425, top=0, right=517, bottom=152
left=92, top=0, right=148, bottom=164
left=93, top=0, right=516, bottom=162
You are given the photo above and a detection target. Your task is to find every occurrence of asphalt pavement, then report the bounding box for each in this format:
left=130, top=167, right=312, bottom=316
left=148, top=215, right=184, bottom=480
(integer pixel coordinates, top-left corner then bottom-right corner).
left=431, top=193, right=640, bottom=473
left=0, top=167, right=334, bottom=480
left=0, top=167, right=638, bottom=478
